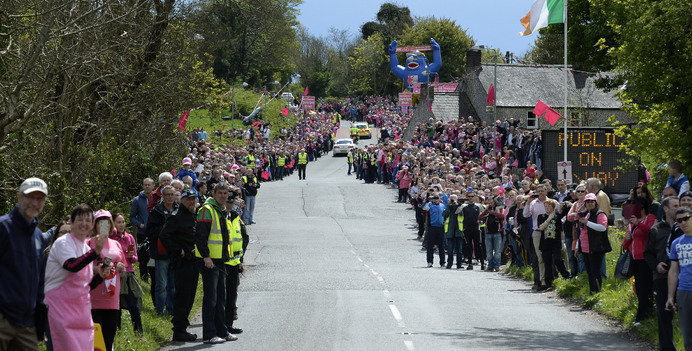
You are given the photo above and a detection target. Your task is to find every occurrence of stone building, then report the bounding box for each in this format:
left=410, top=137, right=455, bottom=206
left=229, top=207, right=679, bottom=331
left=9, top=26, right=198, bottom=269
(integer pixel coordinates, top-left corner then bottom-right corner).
left=431, top=48, right=631, bottom=129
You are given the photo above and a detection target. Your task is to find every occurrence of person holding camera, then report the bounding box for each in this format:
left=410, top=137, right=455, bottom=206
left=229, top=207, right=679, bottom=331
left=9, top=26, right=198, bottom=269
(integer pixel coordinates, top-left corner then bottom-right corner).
left=480, top=196, right=505, bottom=272
left=623, top=197, right=656, bottom=326
left=423, top=192, right=446, bottom=268
left=88, top=210, right=127, bottom=351
left=443, top=195, right=464, bottom=269
left=523, top=184, right=549, bottom=288
left=44, top=205, right=113, bottom=351
left=576, top=193, right=611, bottom=294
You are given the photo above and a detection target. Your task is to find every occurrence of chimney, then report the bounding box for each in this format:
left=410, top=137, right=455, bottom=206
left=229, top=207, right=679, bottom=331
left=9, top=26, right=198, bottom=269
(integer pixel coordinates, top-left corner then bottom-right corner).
left=466, top=47, right=482, bottom=73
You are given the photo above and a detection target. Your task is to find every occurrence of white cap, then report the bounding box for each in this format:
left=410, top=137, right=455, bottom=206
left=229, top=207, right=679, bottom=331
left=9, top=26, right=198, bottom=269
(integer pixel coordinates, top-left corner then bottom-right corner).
left=19, top=178, right=48, bottom=195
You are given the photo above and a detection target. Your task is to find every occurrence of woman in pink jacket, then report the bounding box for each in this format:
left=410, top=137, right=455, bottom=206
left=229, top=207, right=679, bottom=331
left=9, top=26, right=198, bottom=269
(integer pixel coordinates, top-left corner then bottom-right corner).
left=89, top=210, right=127, bottom=351
left=111, top=212, right=143, bottom=333
left=45, top=204, right=111, bottom=351
left=622, top=198, right=656, bottom=326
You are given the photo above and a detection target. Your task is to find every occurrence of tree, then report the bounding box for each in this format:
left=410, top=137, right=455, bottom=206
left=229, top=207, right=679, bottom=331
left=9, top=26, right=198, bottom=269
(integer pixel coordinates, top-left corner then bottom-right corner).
left=0, top=0, right=223, bottom=225
left=360, top=3, right=413, bottom=42
left=195, top=0, right=301, bottom=86
left=348, top=33, right=387, bottom=96
left=294, top=27, right=330, bottom=98
left=600, top=0, right=692, bottom=179
left=399, top=16, right=475, bottom=82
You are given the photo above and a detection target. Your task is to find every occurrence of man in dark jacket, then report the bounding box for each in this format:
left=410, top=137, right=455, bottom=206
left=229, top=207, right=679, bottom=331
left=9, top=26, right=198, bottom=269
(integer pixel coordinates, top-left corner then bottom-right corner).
left=159, top=189, right=199, bottom=342
left=131, top=178, right=154, bottom=278
left=0, top=178, right=48, bottom=351
left=644, top=196, right=680, bottom=351
left=146, top=185, right=178, bottom=315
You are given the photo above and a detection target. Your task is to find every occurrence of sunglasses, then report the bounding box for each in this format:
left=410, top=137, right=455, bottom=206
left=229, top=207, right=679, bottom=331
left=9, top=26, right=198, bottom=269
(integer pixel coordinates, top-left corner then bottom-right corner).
left=576, top=190, right=586, bottom=193
left=675, top=215, right=691, bottom=223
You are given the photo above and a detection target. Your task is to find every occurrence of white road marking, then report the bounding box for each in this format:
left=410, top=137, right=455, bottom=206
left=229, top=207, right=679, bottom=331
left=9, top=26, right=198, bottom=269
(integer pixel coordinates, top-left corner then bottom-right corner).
left=377, top=276, right=384, bottom=282
left=356, top=257, right=363, bottom=262
left=383, top=290, right=391, bottom=298
left=389, top=305, right=405, bottom=327
left=404, top=340, right=415, bottom=350
left=370, top=269, right=378, bottom=276
left=363, top=264, right=369, bottom=268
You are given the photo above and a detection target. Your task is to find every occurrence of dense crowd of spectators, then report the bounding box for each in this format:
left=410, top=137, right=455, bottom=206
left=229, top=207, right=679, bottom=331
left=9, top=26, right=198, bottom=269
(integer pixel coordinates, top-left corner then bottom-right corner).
left=2, top=93, right=692, bottom=350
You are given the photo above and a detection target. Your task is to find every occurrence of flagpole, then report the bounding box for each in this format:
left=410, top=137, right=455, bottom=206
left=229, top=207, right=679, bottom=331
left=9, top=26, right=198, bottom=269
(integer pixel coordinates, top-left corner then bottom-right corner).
left=563, top=0, right=568, bottom=162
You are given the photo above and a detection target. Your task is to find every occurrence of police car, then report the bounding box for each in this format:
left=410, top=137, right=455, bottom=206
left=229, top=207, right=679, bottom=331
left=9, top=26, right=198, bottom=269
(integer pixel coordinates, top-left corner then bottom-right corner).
left=353, top=122, right=372, bottom=139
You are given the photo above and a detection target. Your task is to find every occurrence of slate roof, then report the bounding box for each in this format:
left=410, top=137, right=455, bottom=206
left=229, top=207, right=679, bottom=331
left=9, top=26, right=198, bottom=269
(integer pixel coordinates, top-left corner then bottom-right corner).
left=474, top=64, right=622, bottom=109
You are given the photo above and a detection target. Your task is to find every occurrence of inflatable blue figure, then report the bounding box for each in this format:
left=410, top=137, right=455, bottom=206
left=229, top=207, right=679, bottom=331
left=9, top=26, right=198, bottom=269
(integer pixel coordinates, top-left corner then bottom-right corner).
left=389, top=38, right=442, bottom=91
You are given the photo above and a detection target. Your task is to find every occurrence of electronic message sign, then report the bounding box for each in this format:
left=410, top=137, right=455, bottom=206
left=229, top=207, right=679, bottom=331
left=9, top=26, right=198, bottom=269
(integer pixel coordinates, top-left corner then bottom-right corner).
left=542, top=128, right=638, bottom=194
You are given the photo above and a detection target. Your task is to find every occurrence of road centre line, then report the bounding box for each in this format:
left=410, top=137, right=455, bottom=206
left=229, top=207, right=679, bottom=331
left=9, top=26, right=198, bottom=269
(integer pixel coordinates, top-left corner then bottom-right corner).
left=388, top=304, right=405, bottom=328
left=404, top=340, right=415, bottom=350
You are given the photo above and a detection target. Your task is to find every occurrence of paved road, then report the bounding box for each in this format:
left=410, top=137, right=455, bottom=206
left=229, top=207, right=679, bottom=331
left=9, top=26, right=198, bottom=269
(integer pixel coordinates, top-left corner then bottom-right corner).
left=165, top=123, right=646, bottom=351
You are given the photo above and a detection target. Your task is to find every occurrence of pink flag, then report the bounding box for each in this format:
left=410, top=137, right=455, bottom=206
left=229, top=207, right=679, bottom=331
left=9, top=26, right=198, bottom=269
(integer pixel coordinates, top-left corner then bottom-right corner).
left=177, top=109, right=190, bottom=131
left=434, top=75, right=438, bottom=85
left=303, top=86, right=309, bottom=96
left=544, top=109, right=561, bottom=126
left=486, top=84, right=495, bottom=105
left=533, top=100, right=549, bottom=117
left=281, top=108, right=289, bottom=116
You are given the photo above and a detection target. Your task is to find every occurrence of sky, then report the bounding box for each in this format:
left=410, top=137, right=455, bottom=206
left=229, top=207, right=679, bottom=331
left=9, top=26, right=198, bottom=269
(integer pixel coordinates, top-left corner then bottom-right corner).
left=297, top=0, right=539, bottom=57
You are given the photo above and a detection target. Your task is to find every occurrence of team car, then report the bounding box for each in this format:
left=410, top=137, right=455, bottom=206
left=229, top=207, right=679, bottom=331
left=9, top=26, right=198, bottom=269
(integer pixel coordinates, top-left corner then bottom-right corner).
left=332, top=138, right=355, bottom=156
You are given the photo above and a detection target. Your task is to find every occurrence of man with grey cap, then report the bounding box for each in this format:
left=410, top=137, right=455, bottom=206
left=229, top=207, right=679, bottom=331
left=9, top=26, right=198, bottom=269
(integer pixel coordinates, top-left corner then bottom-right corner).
left=0, top=177, right=48, bottom=350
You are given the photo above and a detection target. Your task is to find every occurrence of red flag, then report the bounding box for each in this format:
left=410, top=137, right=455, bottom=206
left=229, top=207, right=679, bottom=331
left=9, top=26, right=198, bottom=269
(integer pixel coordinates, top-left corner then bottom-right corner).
left=177, top=109, right=190, bottom=131
left=303, top=86, right=308, bottom=96
left=434, top=75, right=438, bottom=85
left=281, top=107, right=289, bottom=116
left=544, top=109, right=561, bottom=126
left=428, top=100, right=432, bottom=111
left=222, top=124, right=226, bottom=130
left=486, top=84, right=495, bottom=105
left=533, top=100, right=549, bottom=117
left=407, top=76, right=412, bottom=83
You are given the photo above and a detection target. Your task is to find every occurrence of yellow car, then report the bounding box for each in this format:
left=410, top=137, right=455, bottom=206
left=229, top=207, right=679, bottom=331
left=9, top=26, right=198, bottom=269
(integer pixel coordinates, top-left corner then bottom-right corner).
left=353, top=122, right=372, bottom=139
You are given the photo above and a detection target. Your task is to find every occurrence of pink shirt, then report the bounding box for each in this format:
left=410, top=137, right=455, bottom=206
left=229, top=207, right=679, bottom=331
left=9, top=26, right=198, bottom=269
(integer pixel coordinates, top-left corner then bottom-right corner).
left=109, top=231, right=138, bottom=273
left=579, top=212, right=608, bottom=253
left=88, top=238, right=126, bottom=310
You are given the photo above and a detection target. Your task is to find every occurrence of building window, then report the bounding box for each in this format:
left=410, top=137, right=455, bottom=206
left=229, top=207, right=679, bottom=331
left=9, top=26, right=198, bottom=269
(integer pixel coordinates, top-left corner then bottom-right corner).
left=527, top=111, right=538, bottom=129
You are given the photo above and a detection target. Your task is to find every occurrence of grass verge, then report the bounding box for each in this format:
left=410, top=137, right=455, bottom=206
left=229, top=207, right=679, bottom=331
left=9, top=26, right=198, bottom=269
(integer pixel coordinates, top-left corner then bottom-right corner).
left=506, top=229, right=684, bottom=350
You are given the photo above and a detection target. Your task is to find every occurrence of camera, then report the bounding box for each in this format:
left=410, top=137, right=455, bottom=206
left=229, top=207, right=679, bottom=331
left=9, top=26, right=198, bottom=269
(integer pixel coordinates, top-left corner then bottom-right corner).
left=101, top=256, right=112, bottom=269
left=578, top=210, right=589, bottom=218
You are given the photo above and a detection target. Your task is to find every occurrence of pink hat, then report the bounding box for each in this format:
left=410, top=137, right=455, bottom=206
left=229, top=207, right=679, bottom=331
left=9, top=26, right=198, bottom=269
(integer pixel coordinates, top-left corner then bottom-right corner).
left=224, top=172, right=231, bottom=178
left=585, top=193, right=598, bottom=201
left=94, top=209, right=112, bottom=221
left=496, top=120, right=501, bottom=124
left=182, top=157, right=192, bottom=165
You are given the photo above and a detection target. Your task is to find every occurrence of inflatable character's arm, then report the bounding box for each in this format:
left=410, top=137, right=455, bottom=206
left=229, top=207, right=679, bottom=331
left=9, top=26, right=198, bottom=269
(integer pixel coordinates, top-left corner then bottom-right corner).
left=428, top=38, right=442, bottom=74
left=389, top=40, right=406, bottom=80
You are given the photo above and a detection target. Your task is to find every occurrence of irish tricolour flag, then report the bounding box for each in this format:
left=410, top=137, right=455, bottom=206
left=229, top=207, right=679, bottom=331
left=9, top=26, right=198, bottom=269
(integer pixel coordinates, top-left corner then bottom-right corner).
left=519, top=0, right=565, bottom=36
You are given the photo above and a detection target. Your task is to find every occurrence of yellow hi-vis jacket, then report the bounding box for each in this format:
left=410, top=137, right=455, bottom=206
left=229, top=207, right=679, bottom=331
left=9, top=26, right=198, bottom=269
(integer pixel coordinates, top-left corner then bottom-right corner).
left=225, top=215, right=243, bottom=266
left=195, top=202, right=229, bottom=260
left=298, top=152, right=308, bottom=165
left=277, top=156, right=286, bottom=167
